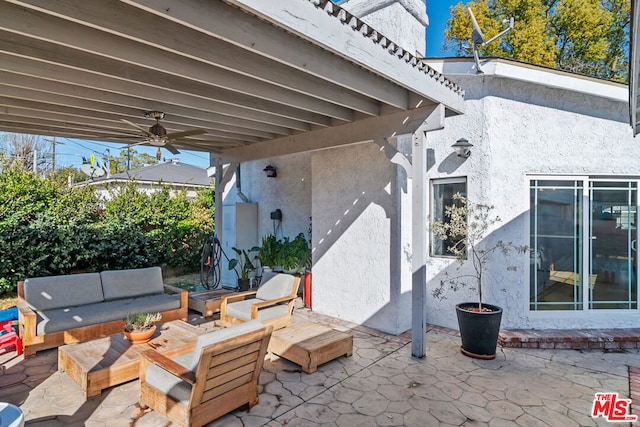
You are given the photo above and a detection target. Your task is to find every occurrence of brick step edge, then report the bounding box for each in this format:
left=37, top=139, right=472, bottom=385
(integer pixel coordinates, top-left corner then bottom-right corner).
left=499, top=329, right=640, bottom=350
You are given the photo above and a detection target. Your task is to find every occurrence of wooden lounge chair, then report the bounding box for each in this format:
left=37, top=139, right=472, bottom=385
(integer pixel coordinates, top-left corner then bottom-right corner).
left=219, top=272, right=301, bottom=330
left=138, top=320, right=273, bottom=427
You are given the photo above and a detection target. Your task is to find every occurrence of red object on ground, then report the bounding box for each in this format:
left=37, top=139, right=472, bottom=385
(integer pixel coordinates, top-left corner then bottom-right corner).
left=304, top=271, right=312, bottom=309
left=0, top=320, right=22, bottom=355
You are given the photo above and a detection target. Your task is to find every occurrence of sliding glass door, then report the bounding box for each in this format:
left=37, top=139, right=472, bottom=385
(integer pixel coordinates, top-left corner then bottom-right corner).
left=589, top=182, right=637, bottom=309
left=530, top=179, right=638, bottom=311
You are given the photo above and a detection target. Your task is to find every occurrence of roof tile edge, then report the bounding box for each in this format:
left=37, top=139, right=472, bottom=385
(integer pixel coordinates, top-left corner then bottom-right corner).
left=309, top=0, right=465, bottom=98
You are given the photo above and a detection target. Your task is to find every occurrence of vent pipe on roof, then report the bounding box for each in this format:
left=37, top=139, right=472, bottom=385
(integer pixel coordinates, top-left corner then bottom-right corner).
left=236, top=164, right=249, bottom=203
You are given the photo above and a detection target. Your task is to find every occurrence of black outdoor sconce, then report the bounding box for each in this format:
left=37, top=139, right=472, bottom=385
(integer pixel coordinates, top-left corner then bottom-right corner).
left=263, top=165, right=277, bottom=178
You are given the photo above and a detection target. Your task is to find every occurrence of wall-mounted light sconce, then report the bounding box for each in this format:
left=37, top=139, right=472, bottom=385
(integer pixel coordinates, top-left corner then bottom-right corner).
left=452, top=138, right=473, bottom=158
left=263, top=165, right=277, bottom=178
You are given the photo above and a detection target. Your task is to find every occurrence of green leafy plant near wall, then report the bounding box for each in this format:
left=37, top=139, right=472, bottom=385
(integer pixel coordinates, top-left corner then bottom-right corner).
left=258, top=233, right=311, bottom=273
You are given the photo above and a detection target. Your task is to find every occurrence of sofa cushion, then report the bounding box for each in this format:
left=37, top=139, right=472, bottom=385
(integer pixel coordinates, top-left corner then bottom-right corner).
left=255, top=273, right=296, bottom=301
left=100, top=267, right=164, bottom=301
left=24, top=273, right=104, bottom=311
left=225, top=299, right=290, bottom=324
left=35, top=293, right=181, bottom=335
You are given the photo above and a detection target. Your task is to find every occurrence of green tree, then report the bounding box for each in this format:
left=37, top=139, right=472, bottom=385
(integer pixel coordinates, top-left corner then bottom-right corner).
left=444, top=0, right=629, bottom=81
left=105, top=148, right=158, bottom=173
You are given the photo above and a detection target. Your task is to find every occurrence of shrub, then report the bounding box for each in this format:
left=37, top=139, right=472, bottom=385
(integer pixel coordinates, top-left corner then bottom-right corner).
left=0, top=168, right=214, bottom=295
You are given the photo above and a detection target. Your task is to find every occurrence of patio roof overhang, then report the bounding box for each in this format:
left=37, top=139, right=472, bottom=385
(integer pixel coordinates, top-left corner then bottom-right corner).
left=0, top=0, right=464, bottom=161
left=0, top=0, right=466, bottom=359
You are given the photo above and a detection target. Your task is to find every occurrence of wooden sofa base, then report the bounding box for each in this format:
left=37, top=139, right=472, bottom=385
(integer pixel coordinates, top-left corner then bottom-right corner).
left=19, top=289, right=188, bottom=357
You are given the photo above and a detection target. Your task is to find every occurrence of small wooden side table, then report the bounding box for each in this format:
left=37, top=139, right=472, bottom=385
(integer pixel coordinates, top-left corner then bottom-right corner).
left=187, top=288, right=237, bottom=317
left=268, top=322, right=353, bottom=373
left=58, top=320, right=203, bottom=399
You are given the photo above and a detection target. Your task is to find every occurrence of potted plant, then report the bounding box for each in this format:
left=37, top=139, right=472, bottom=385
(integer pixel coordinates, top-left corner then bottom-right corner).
left=123, top=312, right=162, bottom=344
left=431, top=193, right=527, bottom=359
left=281, top=233, right=311, bottom=274
left=258, top=234, right=280, bottom=271
left=228, top=246, right=260, bottom=291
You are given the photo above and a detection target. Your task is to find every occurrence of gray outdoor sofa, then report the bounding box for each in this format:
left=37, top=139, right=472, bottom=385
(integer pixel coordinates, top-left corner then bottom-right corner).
left=17, top=266, right=187, bottom=357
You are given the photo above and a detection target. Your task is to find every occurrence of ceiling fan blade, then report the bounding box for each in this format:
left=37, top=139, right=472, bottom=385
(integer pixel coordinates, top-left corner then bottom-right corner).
left=127, top=141, right=148, bottom=147
left=121, top=119, right=153, bottom=137
left=164, top=141, right=180, bottom=155
left=165, top=129, right=206, bottom=139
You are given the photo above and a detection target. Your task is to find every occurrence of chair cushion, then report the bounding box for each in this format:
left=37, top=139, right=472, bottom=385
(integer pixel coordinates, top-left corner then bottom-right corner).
left=145, top=353, right=193, bottom=404
left=255, top=273, right=295, bottom=301
left=100, top=267, right=164, bottom=301
left=188, top=320, right=265, bottom=370
left=24, top=273, right=104, bottom=311
left=225, top=299, right=290, bottom=324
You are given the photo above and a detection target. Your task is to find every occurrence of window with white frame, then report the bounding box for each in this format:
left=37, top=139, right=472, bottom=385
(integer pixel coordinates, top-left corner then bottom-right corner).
left=431, top=178, right=467, bottom=257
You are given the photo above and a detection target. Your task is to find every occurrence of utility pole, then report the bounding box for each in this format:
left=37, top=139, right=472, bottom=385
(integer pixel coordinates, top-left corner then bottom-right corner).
left=51, top=136, right=56, bottom=174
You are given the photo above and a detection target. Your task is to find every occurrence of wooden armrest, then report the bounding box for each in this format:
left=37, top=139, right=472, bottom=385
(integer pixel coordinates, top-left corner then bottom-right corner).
left=17, top=301, right=35, bottom=317
left=250, top=294, right=296, bottom=318
left=141, top=349, right=196, bottom=384
left=221, top=290, right=257, bottom=305
left=163, top=284, right=186, bottom=294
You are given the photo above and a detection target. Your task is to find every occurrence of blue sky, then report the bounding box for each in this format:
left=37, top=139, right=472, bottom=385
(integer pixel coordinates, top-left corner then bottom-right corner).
left=47, top=1, right=463, bottom=172
left=426, top=1, right=461, bottom=57
left=53, top=137, right=211, bottom=170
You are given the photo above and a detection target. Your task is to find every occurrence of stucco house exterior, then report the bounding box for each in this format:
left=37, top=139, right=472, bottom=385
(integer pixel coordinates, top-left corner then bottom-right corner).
left=219, top=1, right=640, bottom=335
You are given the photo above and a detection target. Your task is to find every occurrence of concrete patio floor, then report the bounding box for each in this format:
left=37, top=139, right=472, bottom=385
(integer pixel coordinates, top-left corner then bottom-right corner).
left=1, top=302, right=639, bottom=426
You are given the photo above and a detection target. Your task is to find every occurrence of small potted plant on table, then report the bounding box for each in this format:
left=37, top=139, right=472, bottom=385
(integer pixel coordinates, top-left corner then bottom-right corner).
left=432, top=193, right=527, bottom=359
left=123, top=312, right=162, bottom=345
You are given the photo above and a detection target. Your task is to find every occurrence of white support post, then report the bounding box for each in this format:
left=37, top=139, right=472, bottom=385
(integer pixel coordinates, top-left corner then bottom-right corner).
left=411, top=104, right=445, bottom=359
left=411, top=129, right=427, bottom=358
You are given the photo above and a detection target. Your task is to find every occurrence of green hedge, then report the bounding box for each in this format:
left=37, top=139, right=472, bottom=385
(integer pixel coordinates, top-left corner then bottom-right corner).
left=0, top=166, right=214, bottom=295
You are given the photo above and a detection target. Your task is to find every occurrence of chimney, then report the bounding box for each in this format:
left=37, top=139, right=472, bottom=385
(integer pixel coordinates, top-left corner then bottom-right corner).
left=338, top=0, right=428, bottom=57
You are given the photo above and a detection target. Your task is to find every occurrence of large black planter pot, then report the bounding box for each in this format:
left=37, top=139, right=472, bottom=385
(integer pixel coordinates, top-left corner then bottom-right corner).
left=455, top=302, right=503, bottom=360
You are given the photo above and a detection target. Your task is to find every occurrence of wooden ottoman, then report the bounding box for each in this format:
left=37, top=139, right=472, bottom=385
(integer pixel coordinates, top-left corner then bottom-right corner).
left=268, top=322, right=353, bottom=373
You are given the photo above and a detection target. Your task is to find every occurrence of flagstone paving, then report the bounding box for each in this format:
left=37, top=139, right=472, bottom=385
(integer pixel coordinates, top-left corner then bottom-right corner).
left=0, top=304, right=638, bottom=426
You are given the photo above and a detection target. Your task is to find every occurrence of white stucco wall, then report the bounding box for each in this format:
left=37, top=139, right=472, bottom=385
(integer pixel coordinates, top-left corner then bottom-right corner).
left=311, top=141, right=413, bottom=333
left=222, top=152, right=312, bottom=244
left=232, top=58, right=640, bottom=335
left=424, top=59, right=640, bottom=330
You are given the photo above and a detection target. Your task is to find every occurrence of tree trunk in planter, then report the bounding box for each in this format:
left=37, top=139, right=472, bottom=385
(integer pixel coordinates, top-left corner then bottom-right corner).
left=455, top=302, right=503, bottom=360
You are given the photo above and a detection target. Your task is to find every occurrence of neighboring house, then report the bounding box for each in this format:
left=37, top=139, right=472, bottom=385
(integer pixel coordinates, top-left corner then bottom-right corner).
left=82, top=160, right=211, bottom=201
left=220, top=1, right=640, bottom=334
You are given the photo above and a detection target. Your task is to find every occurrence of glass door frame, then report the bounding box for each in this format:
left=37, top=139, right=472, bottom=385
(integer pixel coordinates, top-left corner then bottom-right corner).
left=528, top=175, right=640, bottom=313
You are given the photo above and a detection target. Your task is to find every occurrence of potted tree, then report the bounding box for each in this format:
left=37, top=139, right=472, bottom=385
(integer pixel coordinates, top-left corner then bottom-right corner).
left=228, top=246, right=260, bottom=291
left=431, top=193, right=527, bottom=359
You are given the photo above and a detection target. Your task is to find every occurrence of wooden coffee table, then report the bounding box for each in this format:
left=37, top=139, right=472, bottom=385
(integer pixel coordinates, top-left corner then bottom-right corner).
left=58, top=320, right=204, bottom=399
left=268, top=322, right=353, bottom=374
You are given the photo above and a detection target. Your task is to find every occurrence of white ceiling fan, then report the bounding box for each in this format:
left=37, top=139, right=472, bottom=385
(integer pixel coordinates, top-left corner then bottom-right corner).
left=121, top=111, right=206, bottom=154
